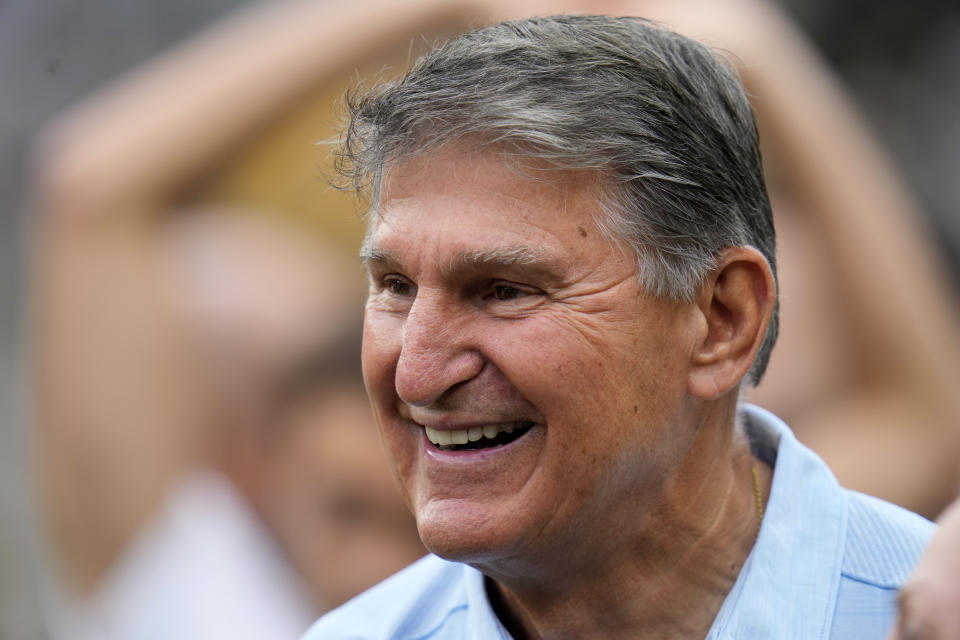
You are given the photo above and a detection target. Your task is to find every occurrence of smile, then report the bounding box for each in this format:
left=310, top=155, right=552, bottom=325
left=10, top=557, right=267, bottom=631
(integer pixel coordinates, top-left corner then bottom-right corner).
left=423, top=421, right=534, bottom=451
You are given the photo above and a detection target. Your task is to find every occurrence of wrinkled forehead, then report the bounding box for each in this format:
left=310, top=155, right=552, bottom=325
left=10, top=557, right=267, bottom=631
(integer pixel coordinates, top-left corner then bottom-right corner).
left=359, top=145, right=637, bottom=290
left=366, top=143, right=616, bottom=233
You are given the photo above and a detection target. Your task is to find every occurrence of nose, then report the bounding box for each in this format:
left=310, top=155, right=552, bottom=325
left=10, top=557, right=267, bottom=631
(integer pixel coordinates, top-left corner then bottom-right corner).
left=395, top=292, right=483, bottom=407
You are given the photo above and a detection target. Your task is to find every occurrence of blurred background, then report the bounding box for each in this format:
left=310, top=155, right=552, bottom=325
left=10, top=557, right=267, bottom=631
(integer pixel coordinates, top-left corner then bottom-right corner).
left=2, top=0, right=959, bottom=638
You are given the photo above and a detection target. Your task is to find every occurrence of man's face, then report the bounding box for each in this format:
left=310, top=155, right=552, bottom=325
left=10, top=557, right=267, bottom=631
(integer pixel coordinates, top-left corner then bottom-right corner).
left=362, top=147, right=702, bottom=567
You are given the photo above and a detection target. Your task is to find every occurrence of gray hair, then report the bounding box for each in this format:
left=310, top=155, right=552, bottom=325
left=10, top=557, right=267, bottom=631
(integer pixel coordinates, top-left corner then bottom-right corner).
left=336, top=14, right=778, bottom=383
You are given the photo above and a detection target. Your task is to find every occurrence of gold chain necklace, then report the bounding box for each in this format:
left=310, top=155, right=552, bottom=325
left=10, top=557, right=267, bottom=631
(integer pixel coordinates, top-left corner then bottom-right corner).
left=751, top=464, right=765, bottom=535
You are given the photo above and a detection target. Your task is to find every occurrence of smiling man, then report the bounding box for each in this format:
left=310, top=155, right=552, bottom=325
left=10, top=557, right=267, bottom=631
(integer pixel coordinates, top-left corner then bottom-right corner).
left=305, top=15, right=933, bottom=639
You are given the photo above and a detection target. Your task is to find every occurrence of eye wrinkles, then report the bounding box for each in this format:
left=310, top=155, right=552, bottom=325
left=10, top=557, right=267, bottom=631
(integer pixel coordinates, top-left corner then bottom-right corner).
left=374, top=275, right=540, bottom=315
left=364, top=261, right=547, bottom=320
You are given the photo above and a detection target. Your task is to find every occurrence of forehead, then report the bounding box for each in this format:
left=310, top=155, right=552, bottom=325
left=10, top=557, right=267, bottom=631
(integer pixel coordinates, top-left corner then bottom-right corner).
left=363, top=147, right=621, bottom=273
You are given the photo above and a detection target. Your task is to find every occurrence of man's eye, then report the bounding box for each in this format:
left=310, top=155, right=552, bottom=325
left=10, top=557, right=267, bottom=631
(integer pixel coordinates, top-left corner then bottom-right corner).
left=492, top=285, right=521, bottom=301
left=385, top=277, right=412, bottom=295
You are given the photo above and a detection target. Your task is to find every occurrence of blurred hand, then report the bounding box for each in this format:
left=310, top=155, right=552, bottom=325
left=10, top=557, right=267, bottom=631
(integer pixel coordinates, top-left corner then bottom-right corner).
left=890, top=498, right=960, bottom=639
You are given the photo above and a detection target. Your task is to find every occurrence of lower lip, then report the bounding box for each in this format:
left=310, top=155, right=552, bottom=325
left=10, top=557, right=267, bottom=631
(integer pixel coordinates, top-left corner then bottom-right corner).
left=420, top=427, right=536, bottom=463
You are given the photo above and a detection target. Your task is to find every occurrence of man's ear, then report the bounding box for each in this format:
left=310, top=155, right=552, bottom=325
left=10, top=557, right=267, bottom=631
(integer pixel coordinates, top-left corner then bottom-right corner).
left=687, top=247, right=776, bottom=399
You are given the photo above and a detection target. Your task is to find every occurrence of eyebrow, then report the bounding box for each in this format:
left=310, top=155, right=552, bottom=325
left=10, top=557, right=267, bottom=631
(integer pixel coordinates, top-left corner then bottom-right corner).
left=360, top=243, right=564, bottom=282
left=359, top=245, right=395, bottom=267
left=440, top=246, right=546, bottom=276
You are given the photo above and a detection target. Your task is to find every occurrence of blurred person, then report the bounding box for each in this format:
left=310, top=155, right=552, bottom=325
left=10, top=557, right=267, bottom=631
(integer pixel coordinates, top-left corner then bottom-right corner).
left=28, top=0, right=491, bottom=635
left=166, top=211, right=424, bottom=613
left=255, top=373, right=427, bottom=610
left=44, top=210, right=423, bottom=639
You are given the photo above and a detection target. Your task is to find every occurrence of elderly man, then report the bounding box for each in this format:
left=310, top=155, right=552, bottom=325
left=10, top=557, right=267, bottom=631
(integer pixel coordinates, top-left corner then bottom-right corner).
left=303, top=14, right=932, bottom=640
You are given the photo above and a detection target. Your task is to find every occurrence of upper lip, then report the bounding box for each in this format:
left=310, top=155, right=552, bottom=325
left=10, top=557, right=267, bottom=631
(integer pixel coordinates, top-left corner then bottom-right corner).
left=410, top=416, right=532, bottom=431
left=398, top=405, right=538, bottom=431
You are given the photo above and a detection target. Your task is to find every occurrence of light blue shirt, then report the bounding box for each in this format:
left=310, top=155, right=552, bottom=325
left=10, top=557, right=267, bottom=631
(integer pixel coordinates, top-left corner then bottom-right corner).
left=303, top=405, right=934, bottom=639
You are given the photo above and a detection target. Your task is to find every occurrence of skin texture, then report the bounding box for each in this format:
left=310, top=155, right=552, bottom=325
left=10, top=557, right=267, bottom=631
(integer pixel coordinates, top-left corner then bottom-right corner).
left=361, top=146, right=776, bottom=638
left=365, top=152, right=696, bottom=560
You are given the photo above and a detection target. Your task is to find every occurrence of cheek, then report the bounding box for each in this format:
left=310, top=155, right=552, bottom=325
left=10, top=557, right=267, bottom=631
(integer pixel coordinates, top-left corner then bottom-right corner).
left=361, top=312, right=418, bottom=494
left=483, top=311, right=646, bottom=402
left=361, top=311, right=402, bottom=404
left=486, top=310, right=689, bottom=447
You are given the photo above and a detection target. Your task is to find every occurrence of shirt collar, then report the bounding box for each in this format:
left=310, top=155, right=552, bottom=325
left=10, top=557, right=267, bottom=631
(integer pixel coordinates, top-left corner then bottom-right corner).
left=708, top=404, right=846, bottom=639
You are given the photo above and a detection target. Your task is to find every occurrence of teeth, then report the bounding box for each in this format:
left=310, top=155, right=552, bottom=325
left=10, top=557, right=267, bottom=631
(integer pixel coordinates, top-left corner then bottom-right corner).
left=434, top=429, right=452, bottom=446
left=424, top=423, right=529, bottom=447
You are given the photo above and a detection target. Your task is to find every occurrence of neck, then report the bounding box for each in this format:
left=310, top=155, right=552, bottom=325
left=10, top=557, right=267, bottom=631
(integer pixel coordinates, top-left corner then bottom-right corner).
left=480, top=401, right=769, bottom=640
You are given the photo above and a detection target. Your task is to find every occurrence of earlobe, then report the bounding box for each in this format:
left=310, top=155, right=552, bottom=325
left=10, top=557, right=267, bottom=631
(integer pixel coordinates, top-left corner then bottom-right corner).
left=688, top=247, right=775, bottom=399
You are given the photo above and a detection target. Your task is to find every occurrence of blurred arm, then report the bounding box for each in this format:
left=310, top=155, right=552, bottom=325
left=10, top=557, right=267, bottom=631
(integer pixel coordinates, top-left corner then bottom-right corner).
left=34, top=0, right=486, bottom=220
left=733, top=1, right=960, bottom=517
left=29, top=0, right=488, bottom=596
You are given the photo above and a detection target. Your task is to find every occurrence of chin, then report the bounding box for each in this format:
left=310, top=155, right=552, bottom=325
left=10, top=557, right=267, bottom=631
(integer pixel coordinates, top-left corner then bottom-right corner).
left=415, top=500, right=526, bottom=565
